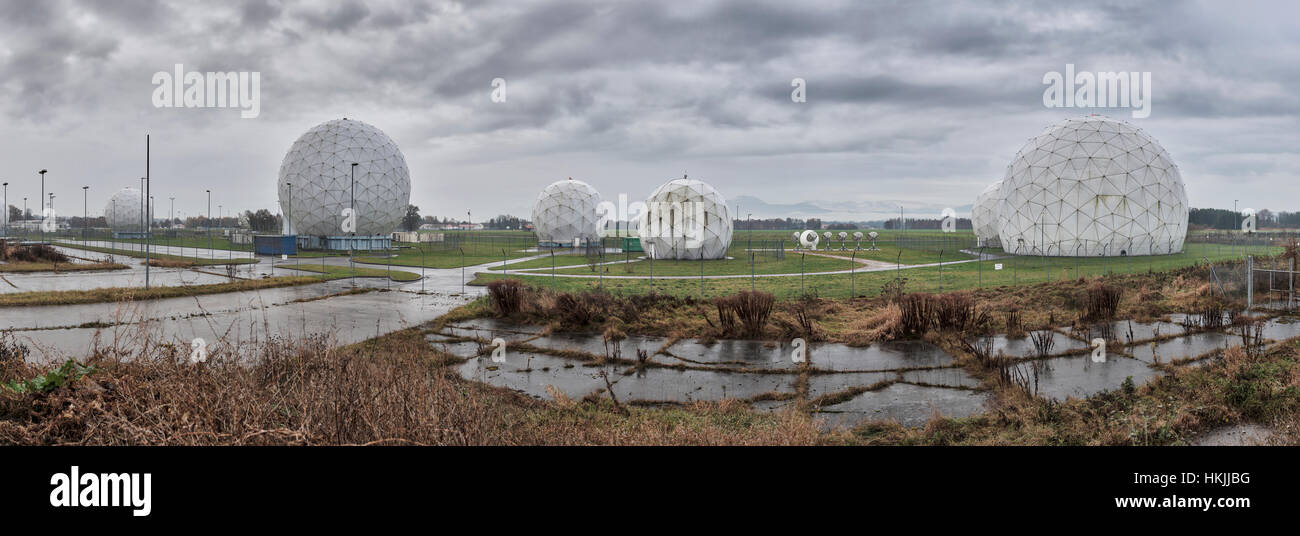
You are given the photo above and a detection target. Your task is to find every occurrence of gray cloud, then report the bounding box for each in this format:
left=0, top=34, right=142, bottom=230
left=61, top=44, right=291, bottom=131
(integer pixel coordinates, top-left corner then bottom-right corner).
left=0, top=0, right=1296, bottom=221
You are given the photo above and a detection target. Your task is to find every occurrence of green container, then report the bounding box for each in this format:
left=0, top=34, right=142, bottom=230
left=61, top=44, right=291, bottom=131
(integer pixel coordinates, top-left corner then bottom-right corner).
left=621, top=236, right=643, bottom=252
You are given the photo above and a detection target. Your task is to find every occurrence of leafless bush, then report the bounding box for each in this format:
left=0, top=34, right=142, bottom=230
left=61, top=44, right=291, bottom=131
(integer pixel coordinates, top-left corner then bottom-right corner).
left=487, top=279, right=524, bottom=316
left=1083, top=282, right=1122, bottom=321
left=0, top=243, right=70, bottom=263
left=895, top=293, right=984, bottom=338
left=1029, top=329, right=1056, bottom=358
left=731, top=291, right=774, bottom=337
left=1232, top=314, right=1266, bottom=358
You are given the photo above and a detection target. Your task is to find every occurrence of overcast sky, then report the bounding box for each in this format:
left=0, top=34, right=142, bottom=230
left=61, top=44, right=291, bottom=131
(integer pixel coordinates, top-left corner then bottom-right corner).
left=1, top=0, right=1297, bottom=221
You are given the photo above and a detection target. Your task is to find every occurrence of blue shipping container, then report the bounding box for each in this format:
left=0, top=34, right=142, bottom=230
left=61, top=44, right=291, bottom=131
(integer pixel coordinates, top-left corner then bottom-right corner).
left=254, top=235, right=297, bottom=255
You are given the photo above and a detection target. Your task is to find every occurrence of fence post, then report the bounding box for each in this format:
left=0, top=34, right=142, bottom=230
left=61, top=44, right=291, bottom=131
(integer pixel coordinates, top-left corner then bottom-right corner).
left=801, top=253, right=806, bottom=297
left=699, top=254, right=703, bottom=298
left=850, top=250, right=857, bottom=297
left=1246, top=255, right=1253, bottom=311
left=750, top=251, right=756, bottom=292
left=551, top=249, right=556, bottom=289
left=938, top=249, right=943, bottom=291
left=459, top=247, right=465, bottom=295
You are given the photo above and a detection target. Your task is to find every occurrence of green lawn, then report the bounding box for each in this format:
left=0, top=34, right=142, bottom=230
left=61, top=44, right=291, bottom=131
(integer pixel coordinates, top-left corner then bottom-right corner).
left=355, top=244, right=538, bottom=269
left=54, top=242, right=258, bottom=266
left=518, top=251, right=857, bottom=277
left=472, top=241, right=1280, bottom=300
left=487, top=253, right=593, bottom=271
left=274, top=263, right=422, bottom=281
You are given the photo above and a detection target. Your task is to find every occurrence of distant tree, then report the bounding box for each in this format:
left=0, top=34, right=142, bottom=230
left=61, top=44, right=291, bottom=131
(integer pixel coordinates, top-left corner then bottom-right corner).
left=485, top=214, right=524, bottom=230
left=7, top=205, right=19, bottom=223
left=403, top=205, right=421, bottom=231
left=243, top=209, right=280, bottom=232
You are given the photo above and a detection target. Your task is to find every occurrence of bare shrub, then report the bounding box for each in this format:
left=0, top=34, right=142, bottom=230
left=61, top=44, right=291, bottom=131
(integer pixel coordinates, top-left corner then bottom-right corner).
left=1083, top=282, right=1122, bottom=321
left=486, top=279, right=524, bottom=316
left=731, top=291, right=774, bottom=338
left=554, top=293, right=593, bottom=326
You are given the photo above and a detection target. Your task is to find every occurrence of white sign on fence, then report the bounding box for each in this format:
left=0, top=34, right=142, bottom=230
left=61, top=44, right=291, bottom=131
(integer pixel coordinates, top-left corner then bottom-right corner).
left=994, top=263, right=1003, bottom=270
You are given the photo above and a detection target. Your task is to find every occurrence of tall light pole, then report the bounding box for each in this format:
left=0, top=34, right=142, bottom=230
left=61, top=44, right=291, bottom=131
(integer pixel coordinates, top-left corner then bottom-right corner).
left=82, top=186, right=88, bottom=246
left=350, top=162, right=358, bottom=284
left=140, top=177, right=146, bottom=236
left=38, top=169, right=47, bottom=242
left=48, top=193, right=55, bottom=236
left=169, top=196, right=175, bottom=228
left=145, top=135, right=151, bottom=288
left=206, top=189, right=212, bottom=258
left=2, top=182, right=7, bottom=237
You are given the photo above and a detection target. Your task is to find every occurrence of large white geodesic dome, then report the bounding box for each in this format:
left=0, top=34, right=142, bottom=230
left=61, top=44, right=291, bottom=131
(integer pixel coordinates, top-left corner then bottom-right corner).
left=277, top=118, right=410, bottom=236
left=971, top=180, right=1002, bottom=246
left=638, top=176, right=733, bottom=259
left=104, top=187, right=145, bottom=232
left=532, top=178, right=603, bottom=245
left=996, top=116, right=1188, bottom=257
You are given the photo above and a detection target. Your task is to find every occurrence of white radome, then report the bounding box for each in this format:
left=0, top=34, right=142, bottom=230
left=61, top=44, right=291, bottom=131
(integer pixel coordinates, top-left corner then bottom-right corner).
left=638, top=176, right=733, bottom=259
left=971, top=180, right=1002, bottom=246
left=996, top=116, right=1188, bottom=256
left=104, top=187, right=145, bottom=231
left=277, top=118, right=410, bottom=236
left=531, top=178, right=603, bottom=245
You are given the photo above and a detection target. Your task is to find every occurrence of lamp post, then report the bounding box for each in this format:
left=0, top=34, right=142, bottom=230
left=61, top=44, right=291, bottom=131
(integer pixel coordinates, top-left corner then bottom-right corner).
left=82, top=186, right=88, bottom=246
left=350, top=162, right=358, bottom=284
left=206, top=189, right=212, bottom=259
left=2, top=182, right=7, bottom=238
left=38, top=169, right=47, bottom=242
left=140, top=177, right=146, bottom=243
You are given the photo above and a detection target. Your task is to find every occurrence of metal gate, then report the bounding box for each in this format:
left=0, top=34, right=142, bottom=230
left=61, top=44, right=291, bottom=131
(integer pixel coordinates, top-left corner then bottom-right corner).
left=1248, top=255, right=1297, bottom=311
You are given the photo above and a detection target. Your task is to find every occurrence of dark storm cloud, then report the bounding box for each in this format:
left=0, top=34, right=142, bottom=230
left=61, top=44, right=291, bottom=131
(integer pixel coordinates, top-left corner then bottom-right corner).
left=0, top=0, right=1296, bottom=220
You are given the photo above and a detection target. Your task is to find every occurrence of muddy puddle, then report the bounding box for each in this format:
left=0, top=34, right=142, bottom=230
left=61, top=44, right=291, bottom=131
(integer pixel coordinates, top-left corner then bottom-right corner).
left=1012, top=355, right=1162, bottom=401
left=444, top=319, right=981, bottom=428
left=445, top=314, right=1297, bottom=427
left=987, top=330, right=1087, bottom=358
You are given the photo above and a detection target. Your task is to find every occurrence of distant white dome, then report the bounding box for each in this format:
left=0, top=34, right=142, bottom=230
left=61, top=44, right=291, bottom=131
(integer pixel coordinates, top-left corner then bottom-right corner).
left=277, top=118, right=410, bottom=236
left=971, top=180, right=1002, bottom=245
left=997, top=116, right=1188, bottom=256
left=104, top=187, right=145, bottom=231
left=531, top=178, right=602, bottom=245
left=638, top=176, right=732, bottom=259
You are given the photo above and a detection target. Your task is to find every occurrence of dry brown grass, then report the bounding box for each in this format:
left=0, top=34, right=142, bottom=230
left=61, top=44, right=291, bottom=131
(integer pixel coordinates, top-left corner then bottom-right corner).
left=0, top=326, right=829, bottom=446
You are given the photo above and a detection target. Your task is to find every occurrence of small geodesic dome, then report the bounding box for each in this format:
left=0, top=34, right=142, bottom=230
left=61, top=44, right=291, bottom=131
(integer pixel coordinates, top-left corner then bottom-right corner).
left=971, top=180, right=1002, bottom=245
left=277, top=118, right=410, bottom=236
left=638, top=176, right=733, bottom=259
left=996, top=116, right=1188, bottom=256
left=531, top=178, right=603, bottom=245
left=104, top=187, right=145, bottom=232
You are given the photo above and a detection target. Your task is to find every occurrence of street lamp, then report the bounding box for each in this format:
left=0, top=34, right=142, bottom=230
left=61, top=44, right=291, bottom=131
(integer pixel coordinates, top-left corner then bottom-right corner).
left=350, top=162, right=358, bottom=284
left=82, top=186, right=88, bottom=246
left=2, top=182, right=7, bottom=237
left=38, top=169, right=47, bottom=242
left=206, top=189, right=212, bottom=258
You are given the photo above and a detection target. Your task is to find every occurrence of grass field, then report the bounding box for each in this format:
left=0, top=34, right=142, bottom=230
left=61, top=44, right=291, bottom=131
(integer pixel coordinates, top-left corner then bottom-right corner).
left=274, top=263, right=422, bottom=281
left=0, top=276, right=326, bottom=307
left=472, top=241, right=1282, bottom=299
left=520, top=251, right=858, bottom=277
left=54, top=242, right=258, bottom=266
left=0, top=261, right=127, bottom=273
